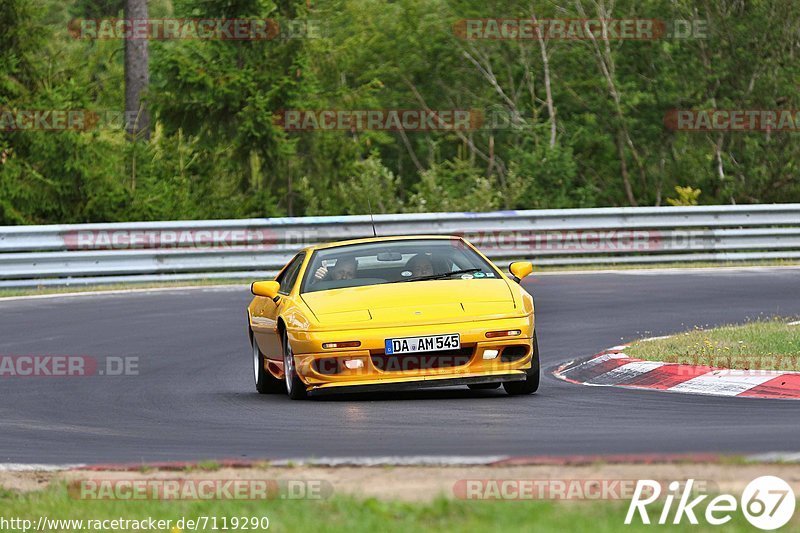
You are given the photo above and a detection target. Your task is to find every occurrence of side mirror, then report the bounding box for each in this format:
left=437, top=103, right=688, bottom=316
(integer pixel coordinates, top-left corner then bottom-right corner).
left=251, top=280, right=281, bottom=299
left=508, top=261, right=533, bottom=282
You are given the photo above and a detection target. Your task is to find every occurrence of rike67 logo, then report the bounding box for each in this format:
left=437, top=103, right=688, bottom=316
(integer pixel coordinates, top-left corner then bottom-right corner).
left=626, top=476, right=795, bottom=530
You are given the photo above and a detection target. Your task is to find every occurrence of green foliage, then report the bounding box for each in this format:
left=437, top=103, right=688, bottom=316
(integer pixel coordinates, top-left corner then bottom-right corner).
left=68, top=0, right=124, bottom=18
left=0, top=0, right=44, bottom=100
left=666, top=186, right=702, bottom=207
left=504, top=131, right=595, bottom=209
left=408, top=158, right=501, bottom=213
left=299, top=152, right=402, bottom=215
left=2, top=0, right=800, bottom=225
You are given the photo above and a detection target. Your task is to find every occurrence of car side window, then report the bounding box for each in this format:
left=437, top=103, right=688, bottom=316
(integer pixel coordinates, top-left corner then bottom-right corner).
left=276, top=254, right=305, bottom=295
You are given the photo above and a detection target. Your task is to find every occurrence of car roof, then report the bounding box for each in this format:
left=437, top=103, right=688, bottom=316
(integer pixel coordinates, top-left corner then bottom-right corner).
left=301, top=235, right=463, bottom=253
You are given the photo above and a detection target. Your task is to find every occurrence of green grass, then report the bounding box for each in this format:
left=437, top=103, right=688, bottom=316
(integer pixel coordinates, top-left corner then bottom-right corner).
left=0, top=484, right=786, bottom=532
left=0, top=279, right=247, bottom=298
left=183, top=461, right=222, bottom=473
left=626, top=319, right=800, bottom=370
left=531, top=258, right=800, bottom=273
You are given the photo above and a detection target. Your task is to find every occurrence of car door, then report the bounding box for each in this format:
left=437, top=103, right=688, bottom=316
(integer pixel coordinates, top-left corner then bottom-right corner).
left=252, top=253, right=305, bottom=360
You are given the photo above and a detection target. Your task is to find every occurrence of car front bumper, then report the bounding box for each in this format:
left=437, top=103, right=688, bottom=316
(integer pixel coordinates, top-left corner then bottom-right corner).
left=288, top=315, right=535, bottom=394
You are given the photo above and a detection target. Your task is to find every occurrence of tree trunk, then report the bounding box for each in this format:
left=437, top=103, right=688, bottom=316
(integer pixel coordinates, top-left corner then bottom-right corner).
left=532, top=11, right=557, bottom=148
left=124, top=0, right=150, bottom=141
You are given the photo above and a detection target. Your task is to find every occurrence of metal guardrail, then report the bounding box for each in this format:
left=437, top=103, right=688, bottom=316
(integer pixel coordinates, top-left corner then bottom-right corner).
left=1, top=204, right=798, bottom=288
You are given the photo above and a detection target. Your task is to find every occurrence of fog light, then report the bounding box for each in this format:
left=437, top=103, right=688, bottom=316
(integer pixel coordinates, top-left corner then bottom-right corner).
left=482, top=349, right=499, bottom=360
left=343, top=359, right=364, bottom=370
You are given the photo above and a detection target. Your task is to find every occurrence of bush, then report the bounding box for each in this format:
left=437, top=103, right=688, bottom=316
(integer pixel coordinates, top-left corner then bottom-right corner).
left=407, top=159, right=501, bottom=213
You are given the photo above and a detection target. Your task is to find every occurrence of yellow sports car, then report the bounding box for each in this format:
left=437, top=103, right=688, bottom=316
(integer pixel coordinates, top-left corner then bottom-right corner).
left=247, top=235, right=538, bottom=399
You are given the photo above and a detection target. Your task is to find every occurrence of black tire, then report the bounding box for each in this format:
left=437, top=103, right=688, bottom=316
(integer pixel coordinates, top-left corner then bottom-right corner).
left=252, top=336, right=284, bottom=394
left=282, top=332, right=308, bottom=400
left=503, top=331, right=540, bottom=396
left=468, top=383, right=501, bottom=390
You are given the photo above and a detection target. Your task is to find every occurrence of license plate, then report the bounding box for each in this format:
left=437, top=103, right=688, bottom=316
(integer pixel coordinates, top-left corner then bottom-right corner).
left=385, top=334, right=460, bottom=355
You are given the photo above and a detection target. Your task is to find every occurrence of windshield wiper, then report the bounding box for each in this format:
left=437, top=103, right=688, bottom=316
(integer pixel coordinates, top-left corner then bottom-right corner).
left=397, top=268, right=483, bottom=283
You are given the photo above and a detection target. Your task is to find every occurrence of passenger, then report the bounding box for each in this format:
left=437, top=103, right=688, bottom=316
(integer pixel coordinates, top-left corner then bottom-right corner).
left=405, top=254, right=435, bottom=278
left=313, top=257, right=357, bottom=282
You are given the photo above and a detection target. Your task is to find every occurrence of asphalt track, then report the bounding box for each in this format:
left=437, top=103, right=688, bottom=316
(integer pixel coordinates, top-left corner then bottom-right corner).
left=1, top=268, right=799, bottom=464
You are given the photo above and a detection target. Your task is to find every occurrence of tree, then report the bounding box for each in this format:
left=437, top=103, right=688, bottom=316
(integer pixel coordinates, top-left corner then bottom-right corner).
left=124, top=0, right=149, bottom=140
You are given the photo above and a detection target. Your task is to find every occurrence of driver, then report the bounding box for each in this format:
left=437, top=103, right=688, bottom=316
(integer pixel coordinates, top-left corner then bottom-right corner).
left=313, top=257, right=357, bottom=282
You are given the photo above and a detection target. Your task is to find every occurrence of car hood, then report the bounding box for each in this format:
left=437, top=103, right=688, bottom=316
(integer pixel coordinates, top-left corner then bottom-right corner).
left=301, top=278, right=519, bottom=327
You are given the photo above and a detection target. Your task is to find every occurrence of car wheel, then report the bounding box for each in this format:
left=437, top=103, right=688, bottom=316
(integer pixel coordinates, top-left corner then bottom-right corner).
left=468, top=383, right=501, bottom=390
left=283, top=332, right=308, bottom=400
left=503, top=330, right=540, bottom=396
left=253, top=336, right=284, bottom=394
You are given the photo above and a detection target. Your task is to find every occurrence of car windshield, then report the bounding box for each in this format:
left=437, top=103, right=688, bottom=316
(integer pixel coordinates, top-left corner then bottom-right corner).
left=301, top=239, right=499, bottom=293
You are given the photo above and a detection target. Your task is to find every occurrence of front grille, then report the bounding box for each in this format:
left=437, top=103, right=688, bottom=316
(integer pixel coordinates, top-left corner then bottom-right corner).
left=371, top=347, right=473, bottom=372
